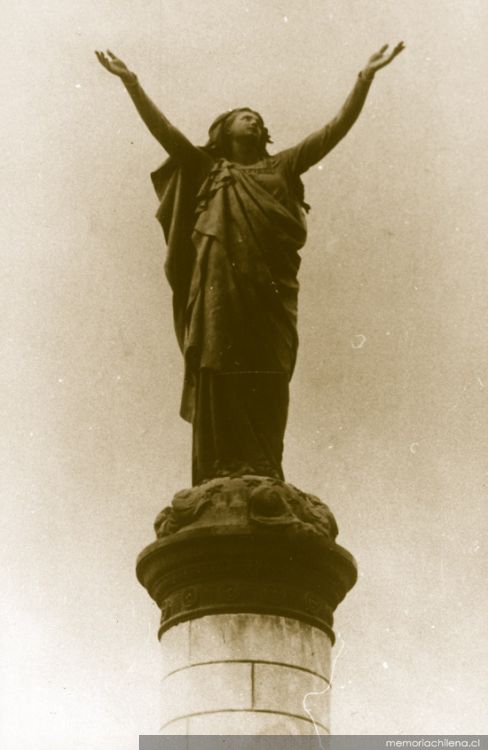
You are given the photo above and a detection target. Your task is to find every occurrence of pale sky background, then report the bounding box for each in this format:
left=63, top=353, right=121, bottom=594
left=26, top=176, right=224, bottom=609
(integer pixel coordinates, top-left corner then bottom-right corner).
left=2, top=0, right=487, bottom=747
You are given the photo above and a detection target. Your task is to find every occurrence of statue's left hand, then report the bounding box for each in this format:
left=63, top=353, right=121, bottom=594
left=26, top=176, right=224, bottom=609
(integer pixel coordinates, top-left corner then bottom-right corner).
left=363, top=42, right=405, bottom=76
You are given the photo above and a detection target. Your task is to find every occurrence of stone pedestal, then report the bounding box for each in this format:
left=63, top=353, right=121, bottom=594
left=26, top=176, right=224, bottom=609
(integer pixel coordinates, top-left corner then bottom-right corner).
left=136, top=475, right=357, bottom=736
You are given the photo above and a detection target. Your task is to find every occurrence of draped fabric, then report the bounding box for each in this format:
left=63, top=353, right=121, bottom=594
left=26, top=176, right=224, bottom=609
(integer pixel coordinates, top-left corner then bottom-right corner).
left=192, top=370, right=289, bottom=485
left=189, top=161, right=306, bottom=377
left=151, top=154, right=307, bottom=483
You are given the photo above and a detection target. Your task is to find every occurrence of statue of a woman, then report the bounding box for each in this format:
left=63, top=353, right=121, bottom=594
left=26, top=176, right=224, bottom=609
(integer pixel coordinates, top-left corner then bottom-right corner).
left=96, top=43, right=404, bottom=485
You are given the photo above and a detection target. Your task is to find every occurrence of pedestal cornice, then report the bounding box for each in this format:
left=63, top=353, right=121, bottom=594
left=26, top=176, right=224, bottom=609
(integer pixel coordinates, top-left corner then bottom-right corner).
left=136, top=475, right=357, bottom=642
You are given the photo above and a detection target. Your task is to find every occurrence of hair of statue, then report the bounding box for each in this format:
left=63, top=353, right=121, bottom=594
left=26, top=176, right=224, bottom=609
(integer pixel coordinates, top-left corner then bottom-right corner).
left=203, top=108, right=272, bottom=160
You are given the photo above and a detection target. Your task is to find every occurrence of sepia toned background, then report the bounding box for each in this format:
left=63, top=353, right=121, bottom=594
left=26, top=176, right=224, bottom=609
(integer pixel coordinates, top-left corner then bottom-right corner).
left=2, top=0, right=487, bottom=747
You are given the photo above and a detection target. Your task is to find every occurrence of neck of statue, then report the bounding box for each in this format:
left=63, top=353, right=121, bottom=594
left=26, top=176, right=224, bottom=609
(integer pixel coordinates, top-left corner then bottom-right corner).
left=228, top=140, right=262, bottom=165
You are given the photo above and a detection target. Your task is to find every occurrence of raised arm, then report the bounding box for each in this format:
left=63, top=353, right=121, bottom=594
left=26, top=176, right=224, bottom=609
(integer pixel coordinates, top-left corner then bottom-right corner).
left=284, top=43, right=405, bottom=175
left=95, top=50, right=202, bottom=163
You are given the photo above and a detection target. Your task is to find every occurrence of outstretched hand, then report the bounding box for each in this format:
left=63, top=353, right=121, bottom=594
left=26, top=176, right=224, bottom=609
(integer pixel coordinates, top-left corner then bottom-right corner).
left=363, top=42, right=405, bottom=76
left=95, top=50, right=136, bottom=83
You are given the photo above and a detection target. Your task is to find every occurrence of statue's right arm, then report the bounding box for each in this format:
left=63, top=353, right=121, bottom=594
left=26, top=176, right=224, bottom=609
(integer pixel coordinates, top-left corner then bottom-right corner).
left=95, top=50, right=202, bottom=163
left=122, top=76, right=200, bottom=162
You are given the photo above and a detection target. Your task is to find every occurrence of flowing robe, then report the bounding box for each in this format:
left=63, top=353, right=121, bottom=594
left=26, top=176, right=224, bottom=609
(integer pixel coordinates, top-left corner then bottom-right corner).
left=125, top=73, right=373, bottom=483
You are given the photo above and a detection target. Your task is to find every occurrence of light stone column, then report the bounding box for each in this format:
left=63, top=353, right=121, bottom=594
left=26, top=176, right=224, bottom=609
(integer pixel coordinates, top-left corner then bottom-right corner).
left=159, top=614, right=331, bottom=735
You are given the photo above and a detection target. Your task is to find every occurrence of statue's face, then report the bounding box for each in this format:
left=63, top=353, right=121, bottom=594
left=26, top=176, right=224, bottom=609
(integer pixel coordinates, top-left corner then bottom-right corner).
left=226, top=110, right=263, bottom=142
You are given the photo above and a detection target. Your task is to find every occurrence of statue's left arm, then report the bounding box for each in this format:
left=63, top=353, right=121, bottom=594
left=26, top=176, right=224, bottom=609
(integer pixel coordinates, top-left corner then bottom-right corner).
left=285, top=43, right=405, bottom=174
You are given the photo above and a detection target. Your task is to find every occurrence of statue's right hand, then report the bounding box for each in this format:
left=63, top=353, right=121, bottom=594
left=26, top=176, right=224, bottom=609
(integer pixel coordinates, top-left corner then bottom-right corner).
left=95, top=50, right=136, bottom=83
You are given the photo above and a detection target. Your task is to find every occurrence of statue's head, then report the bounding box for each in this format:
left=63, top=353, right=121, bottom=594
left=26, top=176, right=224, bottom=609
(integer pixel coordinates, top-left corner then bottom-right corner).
left=204, top=108, right=272, bottom=159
